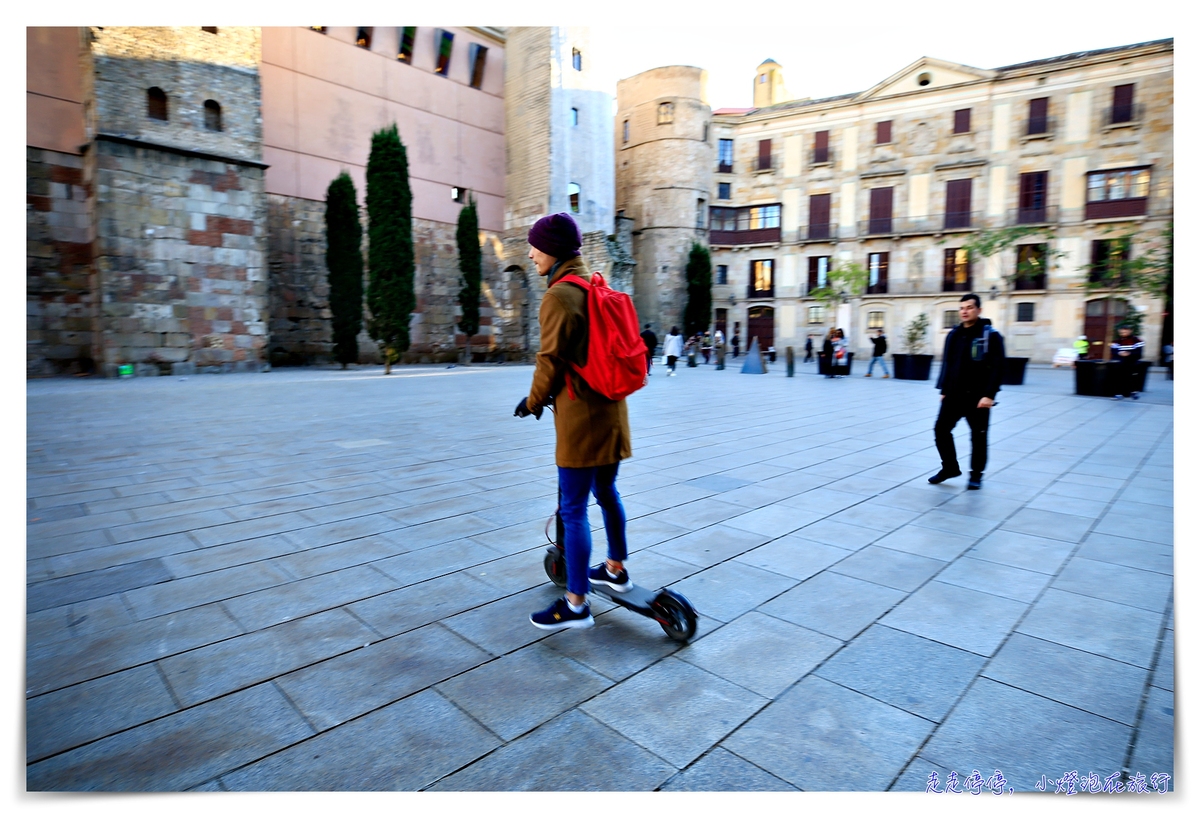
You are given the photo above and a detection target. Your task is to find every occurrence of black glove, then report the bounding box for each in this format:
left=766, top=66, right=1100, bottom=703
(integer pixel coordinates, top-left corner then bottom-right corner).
left=514, top=397, right=543, bottom=419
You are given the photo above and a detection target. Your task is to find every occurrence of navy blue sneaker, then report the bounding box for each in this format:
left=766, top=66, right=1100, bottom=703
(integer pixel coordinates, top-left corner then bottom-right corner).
left=967, top=474, right=983, bottom=490
left=588, top=563, right=633, bottom=592
left=530, top=597, right=593, bottom=631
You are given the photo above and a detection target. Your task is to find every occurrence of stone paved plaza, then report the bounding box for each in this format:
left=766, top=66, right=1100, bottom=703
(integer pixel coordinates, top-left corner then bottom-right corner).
left=25, top=359, right=1174, bottom=792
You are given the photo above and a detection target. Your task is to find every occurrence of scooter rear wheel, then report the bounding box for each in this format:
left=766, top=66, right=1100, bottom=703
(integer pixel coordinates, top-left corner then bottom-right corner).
left=544, top=549, right=567, bottom=588
left=652, top=590, right=697, bottom=642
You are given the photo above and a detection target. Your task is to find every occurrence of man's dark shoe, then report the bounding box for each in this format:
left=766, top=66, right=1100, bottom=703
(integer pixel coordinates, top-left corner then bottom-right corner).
left=928, top=469, right=963, bottom=484
left=587, top=562, right=632, bottom=592
left=967, top=474, right=983, bottom=490
left=530, top=597, right=593, bottom=631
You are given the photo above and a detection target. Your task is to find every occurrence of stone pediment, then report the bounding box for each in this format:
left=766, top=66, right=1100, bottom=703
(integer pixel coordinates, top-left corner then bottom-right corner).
left=855, top=58, right=996, bottom=101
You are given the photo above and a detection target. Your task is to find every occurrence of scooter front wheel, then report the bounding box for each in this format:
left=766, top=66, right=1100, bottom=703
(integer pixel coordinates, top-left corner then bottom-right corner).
left=543, top=548, right=567, bottom=588
left=651, top=589, right=697, bottom=642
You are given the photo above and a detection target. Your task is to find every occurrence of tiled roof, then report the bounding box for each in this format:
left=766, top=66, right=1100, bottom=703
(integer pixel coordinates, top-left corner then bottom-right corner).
left=993, top=38, right=1172, bottom=71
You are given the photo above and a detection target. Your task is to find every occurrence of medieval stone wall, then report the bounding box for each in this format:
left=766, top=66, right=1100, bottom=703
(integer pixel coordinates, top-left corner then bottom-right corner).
left=92, top=139, right=267, bottom=375
left=27, top=147, right=97, bottom=376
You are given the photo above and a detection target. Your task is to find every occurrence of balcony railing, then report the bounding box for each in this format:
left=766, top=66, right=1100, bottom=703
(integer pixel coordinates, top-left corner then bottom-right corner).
left=801, top=222, right=836, bottom=241
left=943, top=211, right=976, bottom=230
left=717, top=161, right=732, bottom=174
left=1085, top=198, right=1148, bottom=220
left=810, top=147, right=834, bottom=166
left=1013, top=273, right=1047, bottom=290
left=709, top=227, right=781, bottom=246
left=1103, top=103, right=1144, bottom=127
left=747, top=284, right=775, bottom=299
left=941, top=276, right=974, bottom=293
left=1009, top=205, right=1059, bottom=226
left=1022, top=115, right=1057, bottom=137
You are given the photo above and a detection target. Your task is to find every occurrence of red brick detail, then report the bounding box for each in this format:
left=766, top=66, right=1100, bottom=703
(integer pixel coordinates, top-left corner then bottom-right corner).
left=50, top=166, right=84, bottom=187
left=207, top=216, right=254, bottom=236
left=188, top=169, right=243, bottom=192
left=187, top=229, right=223, bottom=247
left=58, top=242, right=93, bottom=269
left=28, top=195, right=52, bottom=212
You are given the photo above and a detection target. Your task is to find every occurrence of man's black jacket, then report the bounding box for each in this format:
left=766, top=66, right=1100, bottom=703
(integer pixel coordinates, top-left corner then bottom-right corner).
left=936, top=318, right=1005, bottom=399
left=871, top=335, right=888, bottom=356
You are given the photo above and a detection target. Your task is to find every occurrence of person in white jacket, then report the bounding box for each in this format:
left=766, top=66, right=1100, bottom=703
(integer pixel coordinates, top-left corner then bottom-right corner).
left=663, top=326, right=684, bottom=376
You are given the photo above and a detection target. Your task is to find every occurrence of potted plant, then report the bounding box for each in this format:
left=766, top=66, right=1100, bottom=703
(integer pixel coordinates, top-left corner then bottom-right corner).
left=893, top=312, right=933, bottom=380
left=956, top=225, right=1064, bottom=385
left=1075, top=222, right=1171, bottom=397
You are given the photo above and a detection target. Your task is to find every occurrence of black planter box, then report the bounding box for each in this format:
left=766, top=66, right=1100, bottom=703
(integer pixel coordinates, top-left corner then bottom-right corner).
left=1002, top=357, right=1029, bottom=386
left=892, top=353, right=934, bottom=380
left=817, top=352, right=854, bottom=376
left=1075, top=360, right=1152, bottom=396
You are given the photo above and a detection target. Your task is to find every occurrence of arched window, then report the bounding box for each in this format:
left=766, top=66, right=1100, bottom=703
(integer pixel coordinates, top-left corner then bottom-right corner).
left=204, top=100, right=222, bottom=132
left=572, top=48, right=582, bottom=71
left=657, top=102, right=674, bottom=125
left=568, top=183, right=581, bottom=214
left=147, top=87, right=168, bottom=121
left=622, top=120, right=629, bottom=143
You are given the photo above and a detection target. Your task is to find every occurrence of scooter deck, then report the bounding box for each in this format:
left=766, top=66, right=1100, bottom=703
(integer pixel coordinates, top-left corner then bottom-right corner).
left=588, top=582, right=659, bottom=617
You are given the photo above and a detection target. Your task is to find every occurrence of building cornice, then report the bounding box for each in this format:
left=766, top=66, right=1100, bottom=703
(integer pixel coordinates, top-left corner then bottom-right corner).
left=91, top=133, right=269, bottom=169
left=466, top=27, right=506, bottom=45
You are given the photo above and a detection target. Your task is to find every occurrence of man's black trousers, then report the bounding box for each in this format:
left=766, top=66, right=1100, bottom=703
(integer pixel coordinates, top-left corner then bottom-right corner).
left=934, top=395, right=990, bottom=477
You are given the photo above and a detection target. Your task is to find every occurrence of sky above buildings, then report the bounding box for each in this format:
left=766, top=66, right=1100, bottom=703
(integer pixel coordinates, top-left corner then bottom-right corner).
left=586, top=6, right=1175, bottom=109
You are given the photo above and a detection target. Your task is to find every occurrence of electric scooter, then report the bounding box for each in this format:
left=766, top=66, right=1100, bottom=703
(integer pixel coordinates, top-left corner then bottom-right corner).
left=541, top=504, right=699, bottom=643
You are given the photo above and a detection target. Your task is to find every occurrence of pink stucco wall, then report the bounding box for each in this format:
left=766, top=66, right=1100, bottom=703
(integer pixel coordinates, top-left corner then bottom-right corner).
left=260, top=27, right=505, bottom=232
left=27, top=27, right=86, bottom=154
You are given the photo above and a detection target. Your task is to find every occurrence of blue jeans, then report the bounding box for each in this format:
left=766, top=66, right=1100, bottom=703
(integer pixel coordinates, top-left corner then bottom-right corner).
left=868, top=355, right=889, bottom=375
left=559, top=463, right=627, bottom=596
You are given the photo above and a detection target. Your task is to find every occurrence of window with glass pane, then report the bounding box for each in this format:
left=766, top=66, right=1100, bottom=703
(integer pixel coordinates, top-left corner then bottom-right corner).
left=397, top=27, right=416, bottom=62
left=943, top=248, right=971, bottom=291
left=1016, top=302, right=1036, bottom=322
left=434, top=29, right=454, bottom=74
left=718, top=183, right=731, bottom=200
left=808, top=306, right=825, bottom=324
left=868, top=311, right=885, bottom=329
left=748, top=205, right=780, bottom=230
left=1015, top=244, right=1047, bottom=289
left=752, top=260, right=773, bottom=291
left=710, top=207, right=737, bottom=232
left=572, top=48, right=582, bottom=71
left=867, top=252, right=888, bottom=294
left=468, top=43, right=488, bottom=88
left=808, top=256, right=830, bottom=292
left=718, top=138, right=733, bottom=172
left=1087, top=168, right=1151, bottom=202
left=622, top=120, right=629, bottom=143
left=658, top=102, right=674, bottom=124
left=716, top=265, right=728, bottom=285
left=568, top=183, right=581, bottom=214
left=944, top=310, right=959, bottom=329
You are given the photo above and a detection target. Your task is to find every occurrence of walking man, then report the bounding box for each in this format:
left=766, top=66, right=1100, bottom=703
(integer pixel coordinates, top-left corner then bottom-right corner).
left=514, top=212, right=633, bottom=630
left=1111, top=325, right=1144, bottom=400
left=640, top=324, right=658, bottom=376
left=731, top=329, right=741, bottom=358
left=804, top=335, right=814, bottom=363
left=929, top=293, right=1005, bottom=491
left=865, top=329, right=890, bottom=377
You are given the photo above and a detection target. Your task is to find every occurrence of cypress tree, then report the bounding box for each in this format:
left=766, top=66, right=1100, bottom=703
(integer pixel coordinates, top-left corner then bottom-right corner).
left=324, top=172, right=363, bottom=369
left=456, top=194, right=482, bottom=365
left=683, top=243, right=713, bottom=338
left=365, top=123, right=415, bottom=374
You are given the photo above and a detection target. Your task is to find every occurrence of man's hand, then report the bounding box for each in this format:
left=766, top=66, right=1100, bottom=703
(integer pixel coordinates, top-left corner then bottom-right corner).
left=977, top=397, right=995, bottom=409
left=514, top=397, right=543, bottom=420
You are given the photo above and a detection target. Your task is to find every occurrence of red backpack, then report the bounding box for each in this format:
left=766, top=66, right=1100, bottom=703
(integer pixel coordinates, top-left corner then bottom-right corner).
left=554, top=272, right=647, bottom=402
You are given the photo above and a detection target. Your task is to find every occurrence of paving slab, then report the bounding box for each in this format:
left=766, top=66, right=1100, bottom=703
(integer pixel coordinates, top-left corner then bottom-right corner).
left=1016, top=588, right=1161, bottom=668
left=1129, top=685, right=1175, bottom=782
left=346, top=571, right=506, bottom=638
left=1050, top=556, right=1173, bottom=613
left=881, top=581, right=1029, bottom=657
left=759, top=571, right=906, bottom=641
left=219, top=689, right=500, bottom=791
left=965, top=528, right=1075, bottom=575
left=829, top=545, right=947, bottom=592
left=933, top=556, right=1052, bottom=603
left=815, top=624, right=985, bottom=722
left=27, top=682, right=314, bottom=791
left=645, top=524, right=771, bottom=569
left=677, top=611, right=840, bottom=698
left=1152, top=629, right=1174, bottom=692
left=660, top=747, right=798, bottom=791
left=666, top=559, right=797, bottom=623
left=580, top=657, right=768, bottom=769
left=919, top=678, right=1130, bottom=792
left=722, top=674, right=934, bottom=791
left=428, top=709, right=675, bottom=790
left=868, top=524, right=978, bottom=562
left=732, top=535, right=852, bottom=581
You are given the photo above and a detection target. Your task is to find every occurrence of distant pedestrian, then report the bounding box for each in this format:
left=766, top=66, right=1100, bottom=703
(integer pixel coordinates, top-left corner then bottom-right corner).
left=714, top=328, right=725, bottom=351
left=702, top=331, right=713, bottom=364
left=731, top=331, right=741, bottom=358
left=831, top=329, right=849, bottom=377
left=929, top=293, right=1005, bottom=491
left=663, top=326, right=684, bottom=376
left=821, top=329, right=835, bottom=378
left=865, top=329, right=890, bottom=378
left=804, top=335, right=814, bottom=363
left=640, top=324, right=658, bottom=376
left=1111, top=325, right=1143, bottom=400
left=1074, top=335, right=1090, bottom=360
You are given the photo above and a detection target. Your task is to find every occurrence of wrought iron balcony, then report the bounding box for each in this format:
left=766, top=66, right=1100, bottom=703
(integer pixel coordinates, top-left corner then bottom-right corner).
left=1009, top=205, right=1059, bottom=226
left=1022, top=115, right=1057, bottom=137
left=1102, top=103, right=1144, bottom=127
left=810, top=147, right=834, bottom=166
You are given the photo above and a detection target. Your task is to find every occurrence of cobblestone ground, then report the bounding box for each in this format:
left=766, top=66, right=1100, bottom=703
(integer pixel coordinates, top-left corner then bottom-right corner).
left=25, top=359, right=1174, bottom=792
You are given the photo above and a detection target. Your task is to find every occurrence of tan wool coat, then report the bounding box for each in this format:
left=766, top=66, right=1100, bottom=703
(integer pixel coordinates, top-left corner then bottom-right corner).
left=527, top=256, right=633, bottom=468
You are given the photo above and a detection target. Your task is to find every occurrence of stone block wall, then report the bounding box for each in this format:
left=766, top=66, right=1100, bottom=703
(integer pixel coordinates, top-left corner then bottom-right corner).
left=92, top=139, right=268, bottom=374
left=27, top=147, right=97, bottom=376
left=266, top=193, right=334, bottom=366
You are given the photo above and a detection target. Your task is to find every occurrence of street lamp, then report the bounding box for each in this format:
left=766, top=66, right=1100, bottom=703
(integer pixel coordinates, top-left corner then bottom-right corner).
left=728, top=294, right=736, bottom=305
left=989, top=285, right=999, bottom=300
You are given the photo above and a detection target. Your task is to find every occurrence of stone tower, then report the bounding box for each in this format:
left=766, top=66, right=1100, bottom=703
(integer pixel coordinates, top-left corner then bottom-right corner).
left=501, top=27, right=628, bottom=352
left=615, top=66, right=713, bottom=334
left=753, top=58, right=789, bottom=108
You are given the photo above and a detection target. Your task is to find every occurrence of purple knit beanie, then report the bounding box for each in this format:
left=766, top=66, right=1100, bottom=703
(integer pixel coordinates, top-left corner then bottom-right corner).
left=528, top=212, right=582, bottom=259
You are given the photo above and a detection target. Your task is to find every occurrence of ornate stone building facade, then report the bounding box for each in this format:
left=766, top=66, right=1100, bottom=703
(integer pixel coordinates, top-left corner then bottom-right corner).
left=617, top=39, right=1173, bottom=363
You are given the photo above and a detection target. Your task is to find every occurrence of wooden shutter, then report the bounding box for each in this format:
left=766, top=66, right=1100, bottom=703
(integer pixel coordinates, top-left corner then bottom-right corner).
left=808, top=193, right=830, bottom=238
left=876, top=120, right=891, bottom=144
left=808, top=257, right=819, bottom=291
left=1112, top=84, right=1135, bottom=121
left=1029, top=97, right=1048, bottom=123
left=1019, top=172, right=1047, bottom=210
left=945, top=179, right=972, bottom=227
left=814, top=130, right=829, bottom=163
left=869, top=187, right=893, bottom=231
left=758, top=139, right=772, bottom=170
left=954, top=108, right=971, bottom=133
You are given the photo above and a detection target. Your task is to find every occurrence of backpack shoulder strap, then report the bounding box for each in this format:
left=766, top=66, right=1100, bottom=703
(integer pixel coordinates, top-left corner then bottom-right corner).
left=553, top=273, right=593, bottom=291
